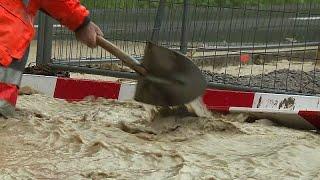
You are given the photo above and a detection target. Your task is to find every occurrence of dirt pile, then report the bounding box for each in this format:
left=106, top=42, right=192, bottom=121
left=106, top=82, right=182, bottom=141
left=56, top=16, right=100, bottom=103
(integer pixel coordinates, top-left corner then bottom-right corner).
left=204, top=69, right=320, bottom=94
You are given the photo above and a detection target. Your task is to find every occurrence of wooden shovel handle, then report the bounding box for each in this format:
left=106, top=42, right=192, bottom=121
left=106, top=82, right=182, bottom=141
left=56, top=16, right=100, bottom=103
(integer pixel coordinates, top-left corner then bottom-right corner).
left=96, top=36, right=147, bottom=75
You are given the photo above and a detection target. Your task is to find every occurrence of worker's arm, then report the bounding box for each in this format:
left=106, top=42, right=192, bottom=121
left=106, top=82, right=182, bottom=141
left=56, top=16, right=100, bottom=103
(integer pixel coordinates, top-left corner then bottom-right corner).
left=30, top=0, right=103, bottom=48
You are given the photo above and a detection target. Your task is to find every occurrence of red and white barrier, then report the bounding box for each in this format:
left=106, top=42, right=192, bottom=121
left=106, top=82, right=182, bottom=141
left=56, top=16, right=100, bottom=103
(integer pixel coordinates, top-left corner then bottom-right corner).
left=21, top=74, right=320, bottom=130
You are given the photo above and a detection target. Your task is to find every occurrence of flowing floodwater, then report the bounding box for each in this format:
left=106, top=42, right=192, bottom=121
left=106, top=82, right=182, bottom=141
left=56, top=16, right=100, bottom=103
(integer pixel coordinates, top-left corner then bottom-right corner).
left=0, top=92, right=320, bottom=179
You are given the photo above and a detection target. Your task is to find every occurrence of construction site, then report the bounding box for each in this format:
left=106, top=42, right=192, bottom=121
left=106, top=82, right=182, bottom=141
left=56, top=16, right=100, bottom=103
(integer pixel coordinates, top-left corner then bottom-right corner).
left=1, top=0, right=320, bottom=179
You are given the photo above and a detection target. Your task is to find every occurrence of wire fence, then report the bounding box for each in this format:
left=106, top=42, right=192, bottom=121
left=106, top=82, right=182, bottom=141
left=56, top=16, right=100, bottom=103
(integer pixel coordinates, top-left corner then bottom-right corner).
left=37, top=0, right=320, bottom=95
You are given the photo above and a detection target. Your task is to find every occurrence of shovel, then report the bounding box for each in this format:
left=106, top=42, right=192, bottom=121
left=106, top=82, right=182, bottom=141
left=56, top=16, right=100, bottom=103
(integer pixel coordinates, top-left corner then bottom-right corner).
left=96, top=36, right=207, bottom=107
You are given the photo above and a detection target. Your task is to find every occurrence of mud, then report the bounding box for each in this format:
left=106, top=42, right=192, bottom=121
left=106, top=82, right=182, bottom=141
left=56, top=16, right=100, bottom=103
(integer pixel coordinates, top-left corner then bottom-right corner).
left=1, top=93, right=320, bottom=179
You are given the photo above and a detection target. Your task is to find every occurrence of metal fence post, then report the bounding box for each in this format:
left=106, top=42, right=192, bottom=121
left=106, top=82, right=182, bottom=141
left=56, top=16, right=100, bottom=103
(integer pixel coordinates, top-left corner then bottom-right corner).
left=36, top=12, right=54, bottom=65
left=151, top=0, right=166, bottom=42
left=180, top=0, right=190, bottom=54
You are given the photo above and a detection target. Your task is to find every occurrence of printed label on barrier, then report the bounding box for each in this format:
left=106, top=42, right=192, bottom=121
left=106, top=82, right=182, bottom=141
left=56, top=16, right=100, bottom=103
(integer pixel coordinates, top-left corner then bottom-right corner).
left=253, top=93, right=320, bottom=111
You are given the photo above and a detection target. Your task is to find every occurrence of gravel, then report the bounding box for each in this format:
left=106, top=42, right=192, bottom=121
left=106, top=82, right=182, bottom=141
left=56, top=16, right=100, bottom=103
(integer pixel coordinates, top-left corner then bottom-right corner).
left=204, top=69, right=320, bottom=94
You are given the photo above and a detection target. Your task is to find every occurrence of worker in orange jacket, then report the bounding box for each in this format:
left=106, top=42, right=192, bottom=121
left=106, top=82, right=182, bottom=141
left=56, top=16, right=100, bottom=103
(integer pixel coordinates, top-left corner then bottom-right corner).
left=0, top=0, right=103, bottom=116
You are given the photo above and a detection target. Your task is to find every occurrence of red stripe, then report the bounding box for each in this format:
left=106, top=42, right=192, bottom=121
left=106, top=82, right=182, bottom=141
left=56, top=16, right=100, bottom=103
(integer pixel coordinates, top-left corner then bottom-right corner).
left=0, top=83, right=18, bottom=105
left=203, top=89, right=255, bottom=110
left=54, top=78, right=121, bottom=101
left=298, top=111, right=320, bottom=129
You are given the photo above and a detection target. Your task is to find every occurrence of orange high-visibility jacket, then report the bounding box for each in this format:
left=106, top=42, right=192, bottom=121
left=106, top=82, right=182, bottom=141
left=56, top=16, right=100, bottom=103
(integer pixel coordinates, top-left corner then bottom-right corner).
left=0, top=0, right=90, bottom=67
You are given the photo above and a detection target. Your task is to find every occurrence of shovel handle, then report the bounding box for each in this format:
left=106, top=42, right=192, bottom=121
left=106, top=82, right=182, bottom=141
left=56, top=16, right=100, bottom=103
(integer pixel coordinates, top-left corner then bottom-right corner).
left=96, top=36, right=147, bottom=75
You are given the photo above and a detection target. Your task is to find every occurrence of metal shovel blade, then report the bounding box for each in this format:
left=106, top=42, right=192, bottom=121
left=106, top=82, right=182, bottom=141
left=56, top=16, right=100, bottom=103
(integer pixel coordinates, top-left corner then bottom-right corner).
left=134, top=42, right=207, bottom=106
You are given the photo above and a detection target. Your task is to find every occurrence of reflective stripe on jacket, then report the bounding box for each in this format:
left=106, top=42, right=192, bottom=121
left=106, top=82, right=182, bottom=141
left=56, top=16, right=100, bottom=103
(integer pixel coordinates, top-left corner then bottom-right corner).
left=0, top=82, right=18, bottom=116
left=0, top=48, right=29, bottom=117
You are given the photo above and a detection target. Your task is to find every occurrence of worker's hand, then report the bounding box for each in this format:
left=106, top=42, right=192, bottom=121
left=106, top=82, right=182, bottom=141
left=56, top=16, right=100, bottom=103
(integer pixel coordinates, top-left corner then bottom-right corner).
left=75, top=22, right=103, bottom=48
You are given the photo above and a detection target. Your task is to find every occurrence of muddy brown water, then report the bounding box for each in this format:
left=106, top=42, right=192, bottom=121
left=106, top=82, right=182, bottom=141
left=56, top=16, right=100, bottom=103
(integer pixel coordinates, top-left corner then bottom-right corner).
left=1, top=92, right=320, bottom=179
left=18, top=42, right=320, bottom=179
